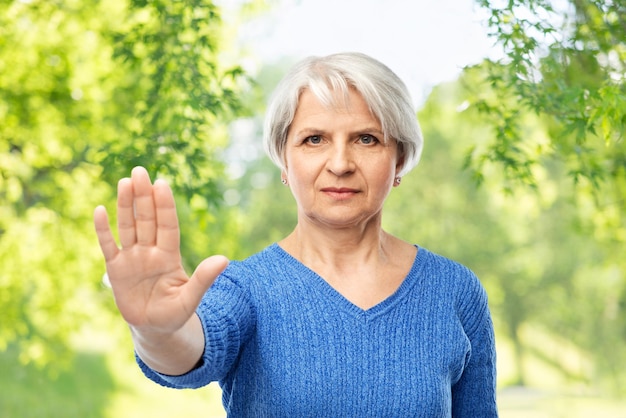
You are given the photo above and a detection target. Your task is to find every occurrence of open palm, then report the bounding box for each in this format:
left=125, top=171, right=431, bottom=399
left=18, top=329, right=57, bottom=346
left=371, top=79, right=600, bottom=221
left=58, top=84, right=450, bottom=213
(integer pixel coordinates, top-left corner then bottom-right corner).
left=94, top=166, right=228, bottom=335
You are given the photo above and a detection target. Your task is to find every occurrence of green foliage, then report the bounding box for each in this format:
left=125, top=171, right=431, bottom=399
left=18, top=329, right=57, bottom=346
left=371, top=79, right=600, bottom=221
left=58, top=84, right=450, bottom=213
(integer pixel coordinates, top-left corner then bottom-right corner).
left=0, top=0, right=248, bottom=369
left=0, top=0, right=115, bottom=366
left=468, top=0, right=625, bottom=189
left=101, top=0, right=249, bottom=203
left=462, top=3, right=626, bottom=389
left=387, top=72, right=626, bottom=393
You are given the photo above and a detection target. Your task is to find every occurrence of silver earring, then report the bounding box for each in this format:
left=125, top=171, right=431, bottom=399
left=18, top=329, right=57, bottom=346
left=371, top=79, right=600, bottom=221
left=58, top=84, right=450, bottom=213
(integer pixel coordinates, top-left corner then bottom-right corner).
left=395, top=176, right=402, bottom=185
left=281, top=178, right=287, bottom=185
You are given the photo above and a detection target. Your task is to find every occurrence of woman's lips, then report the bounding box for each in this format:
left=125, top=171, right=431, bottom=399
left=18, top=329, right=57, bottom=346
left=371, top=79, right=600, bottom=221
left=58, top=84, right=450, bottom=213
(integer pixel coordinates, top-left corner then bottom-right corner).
left=321, top=187, right=359, bottom=200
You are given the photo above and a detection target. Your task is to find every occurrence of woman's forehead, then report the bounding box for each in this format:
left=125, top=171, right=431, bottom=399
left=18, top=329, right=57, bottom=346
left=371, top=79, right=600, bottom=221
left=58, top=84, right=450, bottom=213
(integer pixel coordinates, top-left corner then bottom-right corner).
left=296, top=87, right=376, bottom=117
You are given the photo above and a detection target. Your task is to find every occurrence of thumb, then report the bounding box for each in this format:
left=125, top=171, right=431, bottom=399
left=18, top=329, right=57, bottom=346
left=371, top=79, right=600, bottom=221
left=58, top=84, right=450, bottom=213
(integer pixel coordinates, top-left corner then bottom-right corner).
left=186, top=255, right=230, bottom=301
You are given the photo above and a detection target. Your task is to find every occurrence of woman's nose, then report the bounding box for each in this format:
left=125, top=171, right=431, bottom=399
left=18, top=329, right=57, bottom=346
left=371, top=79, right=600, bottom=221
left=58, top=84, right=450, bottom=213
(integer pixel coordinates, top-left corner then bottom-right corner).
left=326, top=143, right=355, bottom=176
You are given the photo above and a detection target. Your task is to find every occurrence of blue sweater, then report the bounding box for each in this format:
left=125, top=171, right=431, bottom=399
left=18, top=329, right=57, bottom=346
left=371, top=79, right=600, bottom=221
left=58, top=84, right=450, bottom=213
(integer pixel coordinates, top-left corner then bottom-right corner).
left=138, top=244, right=498, bottom=417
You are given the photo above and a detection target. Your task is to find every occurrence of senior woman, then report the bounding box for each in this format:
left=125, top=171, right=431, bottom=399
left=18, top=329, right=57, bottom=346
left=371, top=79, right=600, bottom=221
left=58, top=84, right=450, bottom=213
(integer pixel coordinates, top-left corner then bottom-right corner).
left=94, top=52, right=498, bottom=417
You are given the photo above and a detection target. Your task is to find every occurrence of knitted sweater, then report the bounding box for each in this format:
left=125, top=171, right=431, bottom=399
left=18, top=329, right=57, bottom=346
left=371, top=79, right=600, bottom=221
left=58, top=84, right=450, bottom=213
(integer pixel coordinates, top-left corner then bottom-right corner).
left=138, top=244, right=498, bottom=417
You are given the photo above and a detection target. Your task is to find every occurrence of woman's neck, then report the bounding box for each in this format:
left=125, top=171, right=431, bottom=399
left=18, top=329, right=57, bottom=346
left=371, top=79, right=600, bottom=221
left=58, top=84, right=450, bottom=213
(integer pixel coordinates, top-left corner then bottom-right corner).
left=279, top=218, right=394, bottom=270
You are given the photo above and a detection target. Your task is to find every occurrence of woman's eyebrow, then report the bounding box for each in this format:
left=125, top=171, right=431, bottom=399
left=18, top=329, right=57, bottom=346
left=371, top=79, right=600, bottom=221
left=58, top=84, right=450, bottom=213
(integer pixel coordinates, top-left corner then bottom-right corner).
left=291, top=126, right=385, bottom=137
left=292, top=128, right=325, bottom=137
left=353, top=127, right=384, bottom=135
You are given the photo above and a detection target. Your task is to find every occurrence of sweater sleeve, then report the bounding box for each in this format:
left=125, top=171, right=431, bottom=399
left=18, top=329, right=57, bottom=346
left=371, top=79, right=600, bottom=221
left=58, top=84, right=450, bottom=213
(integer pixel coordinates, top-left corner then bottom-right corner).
left=451, top=270, right=498, bottom=417
left=136, top=267, right=256, bottom=389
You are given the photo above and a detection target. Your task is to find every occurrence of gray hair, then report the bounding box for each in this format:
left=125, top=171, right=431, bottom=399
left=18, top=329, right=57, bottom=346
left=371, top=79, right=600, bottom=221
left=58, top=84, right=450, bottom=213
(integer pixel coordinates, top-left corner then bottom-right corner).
left=263, top=52, right=423, bottom=176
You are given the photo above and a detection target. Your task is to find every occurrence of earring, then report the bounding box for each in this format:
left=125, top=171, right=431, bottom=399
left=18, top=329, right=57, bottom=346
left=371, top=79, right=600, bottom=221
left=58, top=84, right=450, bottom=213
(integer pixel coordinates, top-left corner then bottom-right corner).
left=395, top=176, right=402, bottom=185
left=281, top=178, right=287, bottom=185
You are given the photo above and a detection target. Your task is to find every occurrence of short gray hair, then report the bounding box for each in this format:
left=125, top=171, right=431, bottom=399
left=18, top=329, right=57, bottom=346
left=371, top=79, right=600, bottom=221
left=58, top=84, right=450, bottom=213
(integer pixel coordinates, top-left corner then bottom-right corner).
left=263, top=52, right=423, bottom=176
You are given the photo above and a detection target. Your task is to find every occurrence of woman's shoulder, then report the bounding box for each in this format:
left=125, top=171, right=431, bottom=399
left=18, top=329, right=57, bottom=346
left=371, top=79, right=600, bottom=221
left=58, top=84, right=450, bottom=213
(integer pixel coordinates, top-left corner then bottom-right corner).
left=416, top=246, right=491, bottom=326
left=416, top=246, right=475, bottom=276
left=415, top=246, right=486, bottom=296
left=228, top=242, right=287, bottom=268
left=219, top=243, right=294, bottom=284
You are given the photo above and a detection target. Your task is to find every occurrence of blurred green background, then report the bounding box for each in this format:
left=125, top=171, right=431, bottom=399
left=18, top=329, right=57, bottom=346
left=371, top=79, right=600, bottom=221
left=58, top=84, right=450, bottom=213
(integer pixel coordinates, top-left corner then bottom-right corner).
left=1, top=0, right=624, bottom=416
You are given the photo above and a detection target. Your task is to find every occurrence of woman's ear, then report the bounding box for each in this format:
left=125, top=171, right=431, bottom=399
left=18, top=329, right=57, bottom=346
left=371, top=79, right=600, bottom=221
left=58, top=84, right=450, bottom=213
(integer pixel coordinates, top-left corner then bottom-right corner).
left=395, top=144, right=406, bottom=175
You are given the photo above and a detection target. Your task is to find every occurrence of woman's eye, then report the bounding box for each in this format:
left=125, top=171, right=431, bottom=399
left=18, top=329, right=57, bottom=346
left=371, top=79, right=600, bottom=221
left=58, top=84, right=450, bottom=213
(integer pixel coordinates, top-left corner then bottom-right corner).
left=305, top=135, right=322, bottom=144
left=359, top=134, right=378, bottom=145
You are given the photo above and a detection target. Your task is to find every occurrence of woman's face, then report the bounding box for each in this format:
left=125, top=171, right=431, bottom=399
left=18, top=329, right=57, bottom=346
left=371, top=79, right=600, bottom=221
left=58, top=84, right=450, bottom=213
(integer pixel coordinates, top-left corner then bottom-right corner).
left=283, top=88, right=402, bottom=230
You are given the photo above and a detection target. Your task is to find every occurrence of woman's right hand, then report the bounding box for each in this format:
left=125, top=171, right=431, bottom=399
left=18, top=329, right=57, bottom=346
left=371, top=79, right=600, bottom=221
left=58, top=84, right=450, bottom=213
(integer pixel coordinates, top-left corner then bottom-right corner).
left=94, top=166, right=229, bottom=337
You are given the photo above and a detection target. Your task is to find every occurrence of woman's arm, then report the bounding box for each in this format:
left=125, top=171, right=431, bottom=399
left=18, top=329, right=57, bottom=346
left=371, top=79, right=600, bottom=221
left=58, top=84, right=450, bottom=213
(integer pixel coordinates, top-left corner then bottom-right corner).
left=452, top=276, right=498, bottom=417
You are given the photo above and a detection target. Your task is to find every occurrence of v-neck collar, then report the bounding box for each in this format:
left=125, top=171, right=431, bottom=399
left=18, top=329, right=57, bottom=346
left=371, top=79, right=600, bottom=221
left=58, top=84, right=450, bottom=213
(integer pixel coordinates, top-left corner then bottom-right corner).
left=268, top=243, right=427, bottom=320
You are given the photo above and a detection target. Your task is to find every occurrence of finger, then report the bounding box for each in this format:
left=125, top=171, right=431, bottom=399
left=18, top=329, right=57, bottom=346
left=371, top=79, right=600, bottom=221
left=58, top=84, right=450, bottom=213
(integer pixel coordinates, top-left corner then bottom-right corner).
left=154, top=179, right=180, bottom=252
left=131, top=166, right=157, bottom=246
left=185, top=255, right=229, bottom=305
left=94, top=205, right=120, bottom=262
left=117, top=177, right=136, bottom=248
